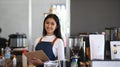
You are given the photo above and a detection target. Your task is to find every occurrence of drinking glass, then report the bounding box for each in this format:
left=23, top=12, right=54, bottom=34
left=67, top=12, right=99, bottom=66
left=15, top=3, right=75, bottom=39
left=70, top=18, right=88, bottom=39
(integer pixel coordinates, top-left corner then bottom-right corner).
left=44, top=61, right=58, bottom=67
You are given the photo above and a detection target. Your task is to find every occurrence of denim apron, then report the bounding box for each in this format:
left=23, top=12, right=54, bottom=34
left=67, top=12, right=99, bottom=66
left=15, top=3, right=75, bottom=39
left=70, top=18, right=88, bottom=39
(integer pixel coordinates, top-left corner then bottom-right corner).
left=35, top=37, right=57, bottom=67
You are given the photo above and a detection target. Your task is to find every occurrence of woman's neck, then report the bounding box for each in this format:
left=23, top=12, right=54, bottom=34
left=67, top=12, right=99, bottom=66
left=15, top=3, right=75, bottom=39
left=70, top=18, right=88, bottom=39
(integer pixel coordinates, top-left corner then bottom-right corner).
left=46, top=34, right=54, bottom=36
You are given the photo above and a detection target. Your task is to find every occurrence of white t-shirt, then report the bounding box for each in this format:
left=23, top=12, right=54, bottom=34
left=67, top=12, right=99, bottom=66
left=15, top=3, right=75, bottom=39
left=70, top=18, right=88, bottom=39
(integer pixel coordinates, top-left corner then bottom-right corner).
left=34, top=35, right=65, bottom=60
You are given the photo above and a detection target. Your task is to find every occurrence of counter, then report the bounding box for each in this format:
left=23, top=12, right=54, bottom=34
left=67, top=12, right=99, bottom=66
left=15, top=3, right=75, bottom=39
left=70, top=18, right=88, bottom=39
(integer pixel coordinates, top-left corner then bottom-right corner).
left=91, top=60, right=120, bottom=67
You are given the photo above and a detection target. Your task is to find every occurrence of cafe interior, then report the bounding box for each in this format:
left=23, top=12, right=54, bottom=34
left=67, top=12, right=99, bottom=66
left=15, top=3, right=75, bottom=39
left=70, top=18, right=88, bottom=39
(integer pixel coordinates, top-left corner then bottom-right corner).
left=0, top=0, right=120, bottom=67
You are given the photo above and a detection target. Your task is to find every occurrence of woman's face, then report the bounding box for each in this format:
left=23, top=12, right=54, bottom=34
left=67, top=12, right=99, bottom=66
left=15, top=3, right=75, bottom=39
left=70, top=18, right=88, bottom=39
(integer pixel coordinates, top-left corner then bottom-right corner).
left=45, top=18, right=57, bottom=35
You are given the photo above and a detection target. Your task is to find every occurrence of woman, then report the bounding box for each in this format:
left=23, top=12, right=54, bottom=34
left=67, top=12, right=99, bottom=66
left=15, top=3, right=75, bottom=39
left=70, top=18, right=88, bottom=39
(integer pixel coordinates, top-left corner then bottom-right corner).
left=30, top=14, right=65, bottom=67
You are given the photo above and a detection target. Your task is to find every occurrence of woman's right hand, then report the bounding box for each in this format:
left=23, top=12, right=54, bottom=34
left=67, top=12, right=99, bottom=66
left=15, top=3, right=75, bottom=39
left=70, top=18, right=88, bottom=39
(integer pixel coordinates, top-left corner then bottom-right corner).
left=29, top=57, right=44, bottom=65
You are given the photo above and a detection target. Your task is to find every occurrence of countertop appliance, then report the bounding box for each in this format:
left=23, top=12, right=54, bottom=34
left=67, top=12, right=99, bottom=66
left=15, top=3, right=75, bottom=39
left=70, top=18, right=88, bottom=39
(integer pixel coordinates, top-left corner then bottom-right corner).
left=8, top=33, right=27, bottom=48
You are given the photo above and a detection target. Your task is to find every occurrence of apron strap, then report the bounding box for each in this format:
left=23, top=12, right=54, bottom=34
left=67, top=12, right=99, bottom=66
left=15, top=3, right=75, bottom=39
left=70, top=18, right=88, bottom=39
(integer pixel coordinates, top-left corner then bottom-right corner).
left=38, top=37, right=58, bottom=45
left=38, top=37, right=43, bottom=43
left=51, top=37, right=58, bottom=45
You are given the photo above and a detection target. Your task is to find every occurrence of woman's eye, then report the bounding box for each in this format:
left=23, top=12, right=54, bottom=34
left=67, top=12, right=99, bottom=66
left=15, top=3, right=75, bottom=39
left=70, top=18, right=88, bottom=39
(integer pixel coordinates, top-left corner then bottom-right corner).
left=51, top=23, right=55, bottom=25
left=46, top=22, right=49, bottom=24
left=46, top=21, right=55, bottom=25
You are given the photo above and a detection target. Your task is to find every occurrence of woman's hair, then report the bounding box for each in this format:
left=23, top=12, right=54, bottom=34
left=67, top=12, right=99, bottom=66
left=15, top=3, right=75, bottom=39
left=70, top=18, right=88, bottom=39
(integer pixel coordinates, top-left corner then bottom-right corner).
left=42, top=14, right=62, bottom=39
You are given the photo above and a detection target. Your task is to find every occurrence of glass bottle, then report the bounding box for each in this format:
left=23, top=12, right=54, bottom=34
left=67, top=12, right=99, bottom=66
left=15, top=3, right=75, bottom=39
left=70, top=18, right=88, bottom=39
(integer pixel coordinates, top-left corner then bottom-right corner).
left=5, top=42, right=11, bottom=59
left=22, top=49, right=27, bottom=67
left=13, top=55, right=17, bottom=67
left=71, top=58, right=78, bottom=67
left=1, top=48, right=5, bottom=59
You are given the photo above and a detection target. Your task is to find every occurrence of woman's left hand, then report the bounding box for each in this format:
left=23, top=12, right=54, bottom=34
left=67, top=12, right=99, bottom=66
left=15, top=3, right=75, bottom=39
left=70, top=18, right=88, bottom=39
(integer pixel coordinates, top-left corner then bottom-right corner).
left=29, top=57, right=44, bottom=65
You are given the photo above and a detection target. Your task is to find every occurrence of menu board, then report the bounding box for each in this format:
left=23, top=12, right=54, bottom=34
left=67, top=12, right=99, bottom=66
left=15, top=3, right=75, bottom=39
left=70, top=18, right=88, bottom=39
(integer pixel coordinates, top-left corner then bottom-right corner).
left=25, top=50, right=49, bottom=62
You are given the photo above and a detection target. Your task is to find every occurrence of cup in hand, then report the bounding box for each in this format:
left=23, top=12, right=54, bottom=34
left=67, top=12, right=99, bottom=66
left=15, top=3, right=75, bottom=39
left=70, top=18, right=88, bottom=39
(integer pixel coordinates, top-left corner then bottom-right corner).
left=44, top=61, right=58, bottom=67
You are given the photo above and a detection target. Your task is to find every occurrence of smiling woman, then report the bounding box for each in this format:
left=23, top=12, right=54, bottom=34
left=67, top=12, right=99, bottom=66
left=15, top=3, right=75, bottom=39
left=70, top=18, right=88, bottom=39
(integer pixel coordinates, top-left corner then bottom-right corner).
left=29, top=14, right=65, bottom=67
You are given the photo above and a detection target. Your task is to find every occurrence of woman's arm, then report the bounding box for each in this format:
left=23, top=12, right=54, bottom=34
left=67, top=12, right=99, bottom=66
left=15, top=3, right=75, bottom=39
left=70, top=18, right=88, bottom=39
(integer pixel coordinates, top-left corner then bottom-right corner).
left=54, top=39, right=65, bottom=60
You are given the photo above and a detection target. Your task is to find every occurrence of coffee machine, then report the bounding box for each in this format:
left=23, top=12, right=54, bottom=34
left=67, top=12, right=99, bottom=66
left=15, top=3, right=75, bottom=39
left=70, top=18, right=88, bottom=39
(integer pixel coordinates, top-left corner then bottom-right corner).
left=8, top=33, right=27, bottom=48
left=68, top=36, right=84, bottom=63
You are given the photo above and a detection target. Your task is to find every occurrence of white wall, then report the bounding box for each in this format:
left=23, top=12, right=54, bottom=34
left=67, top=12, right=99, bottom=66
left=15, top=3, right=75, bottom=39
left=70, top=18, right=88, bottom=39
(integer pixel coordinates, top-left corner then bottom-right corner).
left=0, top=0, right=28, bottom=39
left=0, top=0, right=66, bottom=50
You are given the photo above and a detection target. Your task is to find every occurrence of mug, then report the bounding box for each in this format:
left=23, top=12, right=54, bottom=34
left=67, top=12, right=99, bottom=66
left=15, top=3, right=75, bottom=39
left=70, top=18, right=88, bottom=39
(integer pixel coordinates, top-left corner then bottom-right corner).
left=44, top=61, right=58, bottom=67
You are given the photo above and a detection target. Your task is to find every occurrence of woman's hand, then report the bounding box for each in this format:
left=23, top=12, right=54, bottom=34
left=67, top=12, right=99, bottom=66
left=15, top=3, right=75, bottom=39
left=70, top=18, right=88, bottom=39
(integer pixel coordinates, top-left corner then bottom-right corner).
left=29, top=57, right=44, bottom=65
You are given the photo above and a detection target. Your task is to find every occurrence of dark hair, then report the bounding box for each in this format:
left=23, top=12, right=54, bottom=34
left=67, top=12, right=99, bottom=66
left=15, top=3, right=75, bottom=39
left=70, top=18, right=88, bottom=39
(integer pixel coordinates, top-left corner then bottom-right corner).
left=42, top=14, right=62, bottom=39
